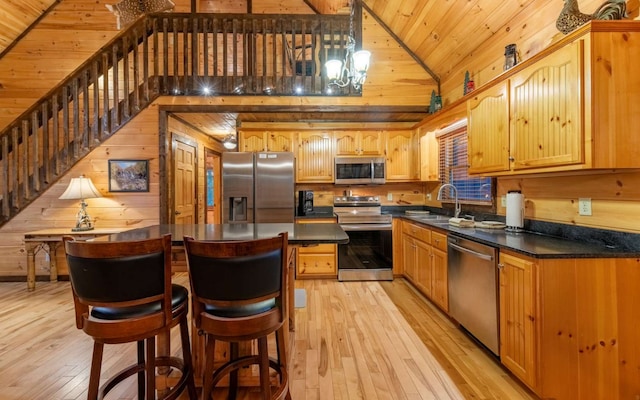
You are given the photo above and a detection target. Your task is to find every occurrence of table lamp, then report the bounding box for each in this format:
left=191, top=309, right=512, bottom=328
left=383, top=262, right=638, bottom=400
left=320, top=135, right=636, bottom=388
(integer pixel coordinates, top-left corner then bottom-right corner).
left=59, top=175, right=102, bottom=231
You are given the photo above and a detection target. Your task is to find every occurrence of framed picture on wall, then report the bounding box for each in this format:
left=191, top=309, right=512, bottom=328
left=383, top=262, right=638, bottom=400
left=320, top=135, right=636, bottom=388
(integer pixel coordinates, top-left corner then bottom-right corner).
left=108, top=159, right=149, bottom=192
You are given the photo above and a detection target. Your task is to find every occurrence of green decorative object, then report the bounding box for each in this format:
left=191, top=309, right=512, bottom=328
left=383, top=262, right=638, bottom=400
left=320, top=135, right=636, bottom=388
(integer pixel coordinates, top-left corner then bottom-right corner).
left=429, top=90, right=442, bottom=114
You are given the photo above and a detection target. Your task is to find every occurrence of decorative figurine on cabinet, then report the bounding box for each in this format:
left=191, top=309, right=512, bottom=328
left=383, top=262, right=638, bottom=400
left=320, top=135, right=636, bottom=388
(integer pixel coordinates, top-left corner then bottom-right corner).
left=556, top=0, right=627, bottom=34
left=464, top=71, right=475, bottom=95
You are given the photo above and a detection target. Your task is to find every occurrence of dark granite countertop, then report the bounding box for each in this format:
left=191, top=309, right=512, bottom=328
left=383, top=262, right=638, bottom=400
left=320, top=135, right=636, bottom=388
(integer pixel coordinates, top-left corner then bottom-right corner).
left=401, top=215, right=640, bottom=259
left=96, top=223, right=349, bottom=246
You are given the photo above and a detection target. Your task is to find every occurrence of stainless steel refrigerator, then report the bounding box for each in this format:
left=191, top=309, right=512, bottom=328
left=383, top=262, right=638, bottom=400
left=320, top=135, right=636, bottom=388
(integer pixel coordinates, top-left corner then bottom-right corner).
left=222, top=152, right=295, bottom=223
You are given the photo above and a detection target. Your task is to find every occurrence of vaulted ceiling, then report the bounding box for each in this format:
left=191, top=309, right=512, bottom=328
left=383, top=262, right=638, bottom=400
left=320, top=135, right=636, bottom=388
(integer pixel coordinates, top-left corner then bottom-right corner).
left=2, top=0, right=638, bottom=140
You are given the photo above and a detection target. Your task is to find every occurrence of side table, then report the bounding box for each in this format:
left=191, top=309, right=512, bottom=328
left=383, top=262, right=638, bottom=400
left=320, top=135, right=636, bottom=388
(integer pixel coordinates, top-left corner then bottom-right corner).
left=24, top=228, right=126, bottom=291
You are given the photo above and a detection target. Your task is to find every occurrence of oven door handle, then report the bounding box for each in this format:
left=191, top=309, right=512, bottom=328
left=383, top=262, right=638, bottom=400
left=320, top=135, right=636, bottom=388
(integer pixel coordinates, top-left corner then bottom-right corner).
left=339, top=223, right=393, bottom=231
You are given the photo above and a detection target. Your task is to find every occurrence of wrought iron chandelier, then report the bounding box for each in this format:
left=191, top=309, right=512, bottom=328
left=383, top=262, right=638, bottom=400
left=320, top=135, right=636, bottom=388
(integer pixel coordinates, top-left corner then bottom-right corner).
left=325, top=0, right=371, bottom=90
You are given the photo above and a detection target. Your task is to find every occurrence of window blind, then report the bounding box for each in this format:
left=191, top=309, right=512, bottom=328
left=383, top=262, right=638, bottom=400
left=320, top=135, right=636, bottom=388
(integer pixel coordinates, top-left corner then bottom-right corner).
left=438, top=124, right=492, bottom=204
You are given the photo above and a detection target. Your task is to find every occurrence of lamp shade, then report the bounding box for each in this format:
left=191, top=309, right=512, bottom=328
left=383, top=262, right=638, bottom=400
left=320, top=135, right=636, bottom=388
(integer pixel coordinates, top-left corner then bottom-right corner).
left=59, top=176, right=102, bottom=200
left=325, top=59, right=343, bottom=81
left=352, top=50, right=371, bottom=74
left=222, top=134, right=237, bottom=150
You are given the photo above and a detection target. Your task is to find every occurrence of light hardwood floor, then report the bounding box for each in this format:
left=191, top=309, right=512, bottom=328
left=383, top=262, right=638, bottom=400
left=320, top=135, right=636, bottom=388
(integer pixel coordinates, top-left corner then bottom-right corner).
left=0, top=275, right=537, bottom=399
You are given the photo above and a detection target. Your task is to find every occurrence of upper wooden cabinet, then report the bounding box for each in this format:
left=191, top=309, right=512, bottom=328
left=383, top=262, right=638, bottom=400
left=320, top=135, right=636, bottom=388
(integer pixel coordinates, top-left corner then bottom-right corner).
left=467, top=22, right=640, bottom=176
left=386, top=130, right=420, bottom=181
left=239, top=131, right=294, bottom=152
left=467, top=80, right=510, bottom=175
left=419, top=130, right=439, bottom=181
left=335, top=131, right=384, bottom=156
left=510, top=41, right=583, bottom=171
left=296, top=132, right=334, bottom=182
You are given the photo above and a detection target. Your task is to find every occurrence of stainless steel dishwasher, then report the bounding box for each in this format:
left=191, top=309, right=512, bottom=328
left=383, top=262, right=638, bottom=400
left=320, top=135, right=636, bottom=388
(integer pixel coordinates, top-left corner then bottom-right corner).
left=447, top=234, right=499, bottom=356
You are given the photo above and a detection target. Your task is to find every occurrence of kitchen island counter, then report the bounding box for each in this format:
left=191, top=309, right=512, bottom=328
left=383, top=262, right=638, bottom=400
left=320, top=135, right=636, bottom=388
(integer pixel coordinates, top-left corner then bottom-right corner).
left=97, top=223, right=349, bottom=245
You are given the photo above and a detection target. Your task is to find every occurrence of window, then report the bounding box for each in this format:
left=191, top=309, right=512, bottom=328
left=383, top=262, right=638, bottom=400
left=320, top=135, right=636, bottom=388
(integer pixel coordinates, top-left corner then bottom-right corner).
left=438, top=120, right=492, bottom=204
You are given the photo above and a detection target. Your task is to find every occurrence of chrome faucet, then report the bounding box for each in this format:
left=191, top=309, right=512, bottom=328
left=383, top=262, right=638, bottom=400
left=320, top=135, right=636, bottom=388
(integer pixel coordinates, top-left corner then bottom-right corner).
left=437, top=183, right=461, bottom=218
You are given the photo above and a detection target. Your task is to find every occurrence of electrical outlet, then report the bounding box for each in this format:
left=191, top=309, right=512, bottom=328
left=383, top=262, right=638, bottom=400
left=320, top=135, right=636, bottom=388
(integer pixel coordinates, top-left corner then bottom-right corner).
left=579, top=198, right=592, bottom=216
left=501, top=196, right=506, bottom=207
left=426, top=193, right=432, bottom=201
left=387, top=192, right=393, bottom=201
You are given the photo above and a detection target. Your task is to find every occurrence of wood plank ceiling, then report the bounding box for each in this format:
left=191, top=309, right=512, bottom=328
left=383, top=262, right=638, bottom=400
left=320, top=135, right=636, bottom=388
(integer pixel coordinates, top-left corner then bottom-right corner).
left=4, top=0, right=635, bottom=139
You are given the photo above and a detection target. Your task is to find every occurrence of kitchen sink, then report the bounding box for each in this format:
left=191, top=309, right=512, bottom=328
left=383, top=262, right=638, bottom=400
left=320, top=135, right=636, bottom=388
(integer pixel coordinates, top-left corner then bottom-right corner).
left=407, top=215, right=451, bottom=226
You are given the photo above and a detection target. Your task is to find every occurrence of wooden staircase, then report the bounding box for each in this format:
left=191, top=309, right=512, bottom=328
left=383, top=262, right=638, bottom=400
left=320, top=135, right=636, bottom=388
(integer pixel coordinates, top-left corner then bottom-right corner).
left=0, top=11, right=354, bottom=228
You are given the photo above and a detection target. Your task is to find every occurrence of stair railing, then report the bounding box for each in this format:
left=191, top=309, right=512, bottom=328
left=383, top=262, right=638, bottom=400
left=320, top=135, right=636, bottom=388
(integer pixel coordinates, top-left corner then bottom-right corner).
left=0, top=12, right=353, bottom=227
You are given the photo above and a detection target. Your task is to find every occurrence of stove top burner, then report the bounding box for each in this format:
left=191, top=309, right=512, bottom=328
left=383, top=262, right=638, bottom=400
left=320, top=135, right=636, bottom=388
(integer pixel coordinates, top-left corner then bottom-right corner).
left=333, top=195, right=391, bottom=224
left=333, top=195, right=381, bottom=207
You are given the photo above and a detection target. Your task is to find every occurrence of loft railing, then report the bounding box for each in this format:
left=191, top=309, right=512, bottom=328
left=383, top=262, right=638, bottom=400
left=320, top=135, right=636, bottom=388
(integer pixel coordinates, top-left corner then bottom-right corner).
left=0, top=12, right=354, bottom=227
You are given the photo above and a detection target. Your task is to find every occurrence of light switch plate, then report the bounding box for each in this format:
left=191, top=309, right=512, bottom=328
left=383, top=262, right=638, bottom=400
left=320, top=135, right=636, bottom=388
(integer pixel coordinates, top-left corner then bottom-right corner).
left=579, top=198, right=592, bottom=216
left=387, top=192, right=393, bottom=201
left=501, top=196, right=506, bottom=207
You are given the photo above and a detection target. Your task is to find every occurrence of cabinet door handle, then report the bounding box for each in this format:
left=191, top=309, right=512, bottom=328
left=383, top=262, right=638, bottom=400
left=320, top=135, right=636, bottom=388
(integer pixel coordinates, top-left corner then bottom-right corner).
left=497, top=263, right=504, bottom=270
left=508, top=156, right=515, bottom=162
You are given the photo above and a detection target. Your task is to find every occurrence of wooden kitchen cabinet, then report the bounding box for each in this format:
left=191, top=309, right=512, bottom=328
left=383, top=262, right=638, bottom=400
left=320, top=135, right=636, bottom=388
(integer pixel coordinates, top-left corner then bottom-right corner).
left=419, top=130, right=439, bottom=181
left=415, top=239, right=432, bottom=296
left=385, top=130, right=420, bottom=181
left=467, top=80, right=510, bottom=175
left=335, top=131, right=384, bottom=156
left=499, top=251, right=538, bottom=392
left=510, top=41, right=583, bottom=171
left=295, top=132, right=334, bottom=182
left=296, top=218, right=337, bottom=278
left=430, top=231, right=448, bottom=312
left=466, top=22, right=640, bottom=176
left=400, top=220, right=448, bottom=312
left=239, top=131, right=294, bottom=152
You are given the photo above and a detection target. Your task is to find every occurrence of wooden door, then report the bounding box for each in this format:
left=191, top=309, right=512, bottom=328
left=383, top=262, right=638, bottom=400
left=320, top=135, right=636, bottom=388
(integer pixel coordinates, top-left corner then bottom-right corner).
left=266, top=131, right=294, bottom=152
left=401, top=235, right=416, bottom=281
left=467, top=80, right=510, bottom=174
left=296, top=132, right=333, bottom=182
left=431, top=246, right=448, bottom=312
left=173, top=138, right=197, bottom=224
left=240, top=131, right=267, bottom=152
left=430, top=230, right=448, bottom=312
left=499, top=251, right=538, bottom=391
left=510, top=40, right=584, bottom=171
left=415, top=239, right=432, bottom=297
left=419, top=130, right=439, bottom=181
left=359, top=131, right=383, bottom=155
left=334, top=132, right=359, bottom=155
left=386, top=130, right=419, bottom=181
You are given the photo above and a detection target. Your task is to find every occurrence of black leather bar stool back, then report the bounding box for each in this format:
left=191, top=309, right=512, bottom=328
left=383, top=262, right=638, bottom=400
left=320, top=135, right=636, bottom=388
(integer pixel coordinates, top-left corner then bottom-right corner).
left=64, top=234, right=197, bottom=400
left=184, top=232, right=291, bottom=400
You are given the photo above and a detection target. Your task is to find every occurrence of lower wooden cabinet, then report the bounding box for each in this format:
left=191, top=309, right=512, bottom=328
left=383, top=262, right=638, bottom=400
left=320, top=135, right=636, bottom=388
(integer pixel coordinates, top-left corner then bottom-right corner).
left=499, top=251, right=538, bottom=391
left=296, top=218, right=337, bottom=278
left=430, top=231, right=448, bottom=312
left=401, top=220, right=448, bottom=312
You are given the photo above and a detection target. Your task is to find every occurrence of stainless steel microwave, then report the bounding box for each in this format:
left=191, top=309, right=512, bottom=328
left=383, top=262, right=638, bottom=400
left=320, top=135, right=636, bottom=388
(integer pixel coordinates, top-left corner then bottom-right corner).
left=334, top=156, right=386, bottom=185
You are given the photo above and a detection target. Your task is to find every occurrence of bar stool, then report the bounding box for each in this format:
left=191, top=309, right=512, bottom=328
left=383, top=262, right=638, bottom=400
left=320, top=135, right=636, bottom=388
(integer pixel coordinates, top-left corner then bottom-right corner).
left=183, top=233, right=291, bottom=400
left=64, top=234, right=197, bottom=400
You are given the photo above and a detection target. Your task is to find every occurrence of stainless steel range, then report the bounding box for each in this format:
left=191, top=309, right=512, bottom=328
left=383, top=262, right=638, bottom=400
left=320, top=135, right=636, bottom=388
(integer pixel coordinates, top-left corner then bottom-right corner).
left=334, top=195, right=393, bottom=281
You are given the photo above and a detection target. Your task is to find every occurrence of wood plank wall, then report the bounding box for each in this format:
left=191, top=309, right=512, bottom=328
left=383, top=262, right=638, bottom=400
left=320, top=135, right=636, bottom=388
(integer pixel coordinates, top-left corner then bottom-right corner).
left=438, top=0, right=640, bottom=105
left=0, top=105, right=163, bottom=277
